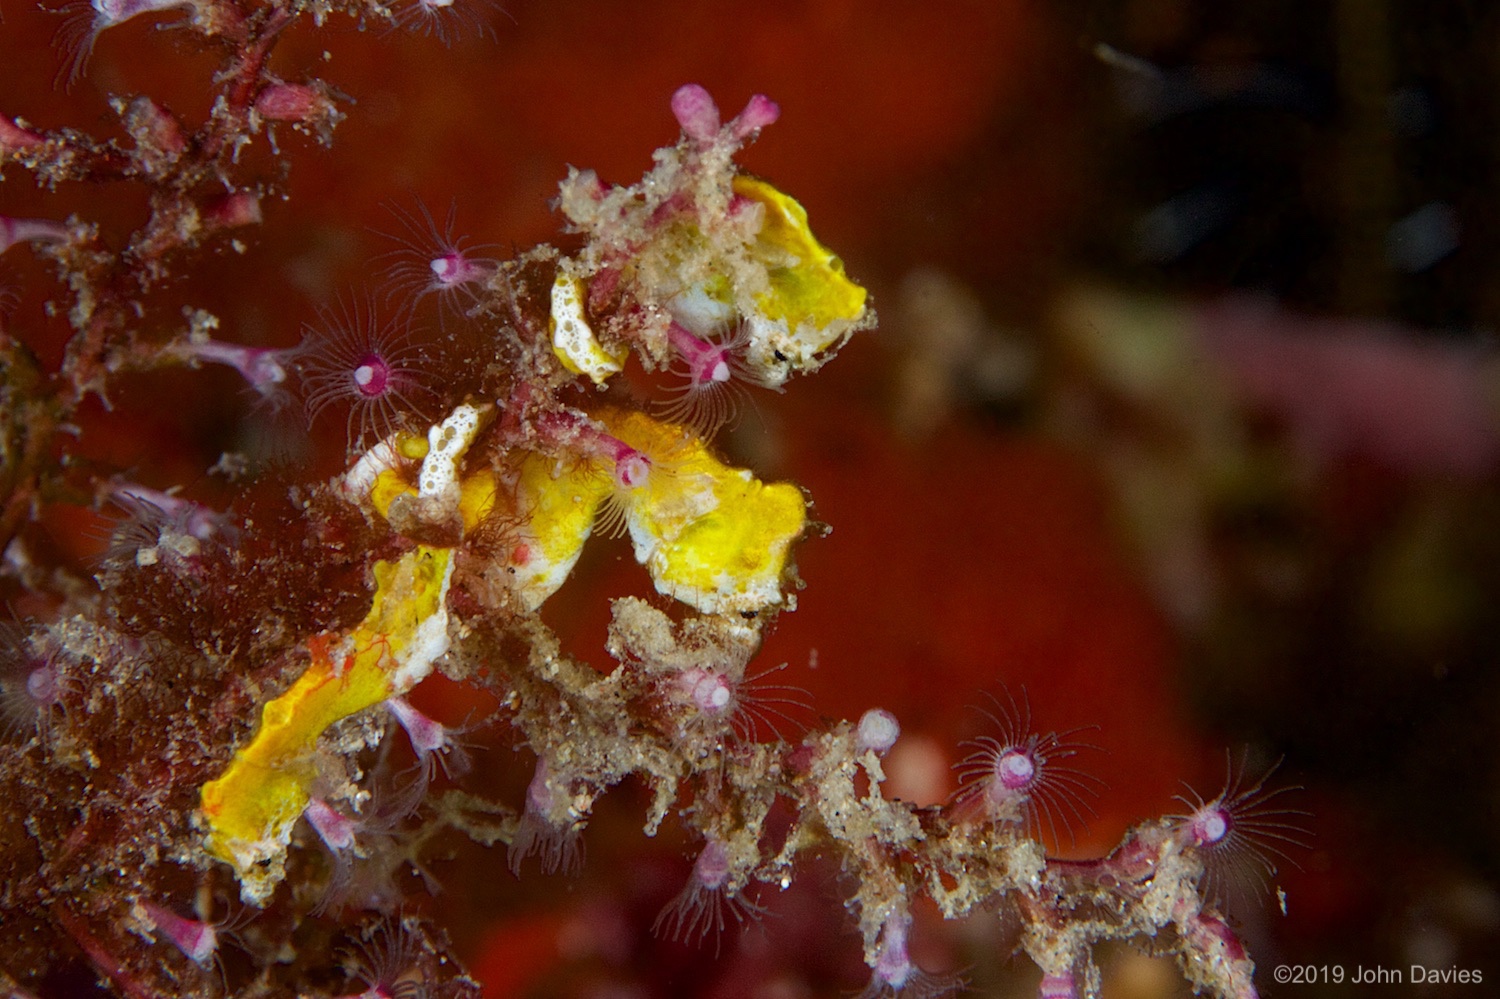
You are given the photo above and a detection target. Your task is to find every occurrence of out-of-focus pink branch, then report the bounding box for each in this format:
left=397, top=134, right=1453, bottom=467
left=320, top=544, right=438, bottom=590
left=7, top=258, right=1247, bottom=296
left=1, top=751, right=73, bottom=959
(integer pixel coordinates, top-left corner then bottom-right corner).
left=1197, top=297, right=1500, bottom=477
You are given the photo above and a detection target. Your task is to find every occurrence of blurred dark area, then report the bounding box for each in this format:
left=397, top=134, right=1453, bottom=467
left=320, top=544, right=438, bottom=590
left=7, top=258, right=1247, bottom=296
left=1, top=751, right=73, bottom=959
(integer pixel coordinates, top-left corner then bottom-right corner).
left=5, top=0, right=1500, bottom=995
left=1079, top=0, right=1500, bottom=327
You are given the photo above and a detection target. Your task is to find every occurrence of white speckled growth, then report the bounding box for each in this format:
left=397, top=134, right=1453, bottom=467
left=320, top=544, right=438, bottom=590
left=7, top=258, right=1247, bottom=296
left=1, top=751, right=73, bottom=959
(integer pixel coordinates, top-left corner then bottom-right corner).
left=550, top=271, right=623, bottom=384
left=390, top=553, right=455, bottom=692
left=420, top=402, right=483, bottom=504
left=339, top=435, right=401, bottom=504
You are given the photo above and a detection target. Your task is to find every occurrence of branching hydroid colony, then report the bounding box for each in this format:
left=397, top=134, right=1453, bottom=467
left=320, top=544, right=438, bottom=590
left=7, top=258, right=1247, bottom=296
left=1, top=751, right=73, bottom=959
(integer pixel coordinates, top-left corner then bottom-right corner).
left=0, top=7, right=1302, bottom=993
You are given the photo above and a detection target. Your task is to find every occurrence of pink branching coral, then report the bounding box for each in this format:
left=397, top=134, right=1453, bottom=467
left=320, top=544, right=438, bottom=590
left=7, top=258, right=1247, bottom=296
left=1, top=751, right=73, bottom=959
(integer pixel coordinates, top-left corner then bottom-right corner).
left=950, top=688, right=1104, bottom=848
left=653, top=837, right=769, bottom=954
left=373, top=199, right=499, bottom=323
left=0, top=619, right=73, bottom=746
left=295, top=298, right=433, bottom=452
left=1169, top=754, right=1311, bottom=913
